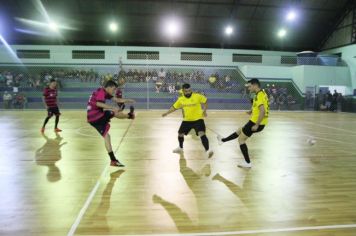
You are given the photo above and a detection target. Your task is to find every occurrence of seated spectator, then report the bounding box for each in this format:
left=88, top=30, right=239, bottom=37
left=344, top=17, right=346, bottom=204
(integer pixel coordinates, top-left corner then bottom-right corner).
left=208, top=74, right=217, bottom=88
left=13, top=93, right=26, bottom=109
left=158, top=68, right=166, bottom=81
left=155, top=78, right=163, bottom=93
left=168, top=84, right=176, bottom=94
left=3, top=91, right=12, bottom=109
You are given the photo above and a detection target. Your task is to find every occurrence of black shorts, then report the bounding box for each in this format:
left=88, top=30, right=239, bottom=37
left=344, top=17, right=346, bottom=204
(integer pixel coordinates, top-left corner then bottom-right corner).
left=178, top=119, right=206, bottom=135
left=89, top=110, right=115, bottom=137
left=47, top=106, right=61, bottom=117
left=242, top=120, right=265, bottom=137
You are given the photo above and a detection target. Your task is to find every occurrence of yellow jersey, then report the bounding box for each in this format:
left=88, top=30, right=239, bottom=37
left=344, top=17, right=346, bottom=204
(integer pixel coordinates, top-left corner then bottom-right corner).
left=250, top=89, right=269, bottom=125
left=173, top=93, right=207, bottom=121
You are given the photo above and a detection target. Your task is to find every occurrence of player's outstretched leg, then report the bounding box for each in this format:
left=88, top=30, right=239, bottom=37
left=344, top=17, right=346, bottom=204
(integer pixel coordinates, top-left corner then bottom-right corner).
left=113, top=106, right=135, bottom=119
left=217, top=128, right=242, bottom=145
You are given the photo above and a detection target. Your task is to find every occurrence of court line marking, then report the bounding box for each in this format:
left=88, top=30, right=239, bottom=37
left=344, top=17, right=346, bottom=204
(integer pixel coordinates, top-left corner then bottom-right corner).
left=82, top=223, right=356, bottom=236
left=67, top=116, right=136, bottom=236
left=302, top=121, right=356, bottom=135
left=67, top=165, right=109, bottom=236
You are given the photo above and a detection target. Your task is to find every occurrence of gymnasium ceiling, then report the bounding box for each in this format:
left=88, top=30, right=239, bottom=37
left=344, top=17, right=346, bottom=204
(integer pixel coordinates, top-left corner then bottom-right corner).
left=0, top=0, right=354, bottom=51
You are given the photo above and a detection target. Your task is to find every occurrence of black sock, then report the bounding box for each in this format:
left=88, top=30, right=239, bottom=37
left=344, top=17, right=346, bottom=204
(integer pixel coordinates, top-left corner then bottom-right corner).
left=222, top=132, right=238, bottom=142
left=42, top=116, right=51, bottom=128
left=55, top=115, right=59, bottom=129
left=239, top=144, right=250, bottom=163
left=178, top=136, right=184, bottom=148
left=108, top=151, right=117, bottom=161
left=200, top=135, right=209, bottom=151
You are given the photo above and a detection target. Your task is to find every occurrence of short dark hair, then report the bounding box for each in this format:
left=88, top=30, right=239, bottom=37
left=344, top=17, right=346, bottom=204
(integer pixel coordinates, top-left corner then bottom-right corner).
left=247, top=78, right=260, bottom=87
left=182, top=83, right=191, bottom=89
left=104, top=80, right=118, bottom=88
left=49, top=79, right=56, bottom=83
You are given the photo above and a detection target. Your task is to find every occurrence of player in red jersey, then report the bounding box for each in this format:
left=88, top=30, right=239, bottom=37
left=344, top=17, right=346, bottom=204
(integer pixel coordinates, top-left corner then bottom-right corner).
left=41, top=79, right=62, bottom=133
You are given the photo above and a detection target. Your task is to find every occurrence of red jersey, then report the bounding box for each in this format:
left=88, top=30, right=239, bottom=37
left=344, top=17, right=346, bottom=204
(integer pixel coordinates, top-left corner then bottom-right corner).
left=43, top=87, right=58, bottom=108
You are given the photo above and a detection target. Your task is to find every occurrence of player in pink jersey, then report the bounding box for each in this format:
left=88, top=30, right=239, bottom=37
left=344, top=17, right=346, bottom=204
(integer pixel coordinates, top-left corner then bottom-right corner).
left=41, top=79, right=62, bottom=133
left=87, top=80, right=135, bottom=167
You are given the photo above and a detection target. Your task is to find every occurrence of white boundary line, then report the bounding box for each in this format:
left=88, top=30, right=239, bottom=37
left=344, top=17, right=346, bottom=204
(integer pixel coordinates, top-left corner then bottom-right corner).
left=67, top=116, right=136, bottom=236
left=82, top=223, right=356, bottom=236
left=67, top=165, right=109, bottom=236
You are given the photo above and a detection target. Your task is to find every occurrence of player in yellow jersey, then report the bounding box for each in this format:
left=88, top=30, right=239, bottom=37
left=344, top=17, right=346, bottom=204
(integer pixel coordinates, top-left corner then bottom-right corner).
left=217, top=79, right=269, bottom=168
left=162, top=83, right=214, bottom=158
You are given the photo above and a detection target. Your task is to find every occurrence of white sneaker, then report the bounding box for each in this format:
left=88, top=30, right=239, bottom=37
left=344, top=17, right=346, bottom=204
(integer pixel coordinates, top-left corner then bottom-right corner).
left=217, top=135, right=224, bottom=145
left=237, top=161, right=252, bottom=168
left=206, top=150, right=214, bottom=158
left=173, top=147, right=183, bottom=154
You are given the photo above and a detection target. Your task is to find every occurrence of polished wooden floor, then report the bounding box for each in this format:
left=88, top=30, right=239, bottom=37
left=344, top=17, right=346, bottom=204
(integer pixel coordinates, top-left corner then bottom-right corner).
left=0, top=110, right=356, bottom=236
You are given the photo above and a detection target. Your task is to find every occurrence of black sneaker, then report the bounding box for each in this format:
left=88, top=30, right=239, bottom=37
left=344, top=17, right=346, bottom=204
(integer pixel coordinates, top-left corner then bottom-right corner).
left=110, top=160, right=125, bottom=167
left=128, top=106, right=135, bottom=119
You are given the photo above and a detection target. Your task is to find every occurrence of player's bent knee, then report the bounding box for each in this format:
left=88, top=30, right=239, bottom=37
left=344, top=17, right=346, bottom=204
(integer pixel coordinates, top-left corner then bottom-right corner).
left=238, top=135, right=248, bottom=144
left=237, top=128, right=242, bottom=135
left=197, top=131, right=205, bottom=137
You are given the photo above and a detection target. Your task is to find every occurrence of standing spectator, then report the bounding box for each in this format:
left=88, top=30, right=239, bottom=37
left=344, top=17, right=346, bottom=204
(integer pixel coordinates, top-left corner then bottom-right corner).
left=325, top=91, right=332, bottom=111
left=331, top=90, right=338, bottom=112
left=0, top=72, right=5, bottom=86
left=277, top=93, right=287, bottom=110
left=3, top=91, right=13, bottom=109
left=6, top=72, right=13, bottom=87
left=269, top=94, right=275, bottom=110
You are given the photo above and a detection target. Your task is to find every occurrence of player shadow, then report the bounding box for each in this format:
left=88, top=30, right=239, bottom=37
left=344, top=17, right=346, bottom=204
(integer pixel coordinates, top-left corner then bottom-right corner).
left=79, top=170, right=125, bottom=234
left=152, top=194, right=196, bottom=232
left=179, top=153, right=211, bottom=191
left=212, top=171, right=253, bottom=207
left=35, top=133, right=67, bottom=182
left=152, top=154, right=212, bottom=232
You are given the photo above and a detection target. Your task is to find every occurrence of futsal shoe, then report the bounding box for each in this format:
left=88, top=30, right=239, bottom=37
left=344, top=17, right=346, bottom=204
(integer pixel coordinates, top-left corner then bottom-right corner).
left=206, top=149, right=214, bottom=158
left=110, top=160, right=125, bottom=167
left=172, top=147, right=183, bottom=154
left=237, top=161, right=252, bottom=168
left=128, top=106, right=135, bottom=119
left=54, top=128, right=62, bottom=132
left=217, top=135, right=224, bottom=145
left=40, top=127, right=45, bottom=133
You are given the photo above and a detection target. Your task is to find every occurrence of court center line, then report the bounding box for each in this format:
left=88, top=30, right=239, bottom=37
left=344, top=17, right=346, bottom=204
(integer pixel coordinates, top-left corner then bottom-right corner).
left=83, top=223, right=356, bottom=236
left=67, top=116, right=136, bottom=236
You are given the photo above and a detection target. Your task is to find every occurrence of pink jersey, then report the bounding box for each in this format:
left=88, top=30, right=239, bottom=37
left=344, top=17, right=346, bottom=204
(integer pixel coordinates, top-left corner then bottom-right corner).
left=87, top=88, right=113, bottom=122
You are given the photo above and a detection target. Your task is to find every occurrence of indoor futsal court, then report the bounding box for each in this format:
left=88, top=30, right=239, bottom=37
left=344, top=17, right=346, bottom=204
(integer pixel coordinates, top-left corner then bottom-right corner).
left=1, top=0, right=356, bottom=236
left=1, top=111, right=356, bottom=236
